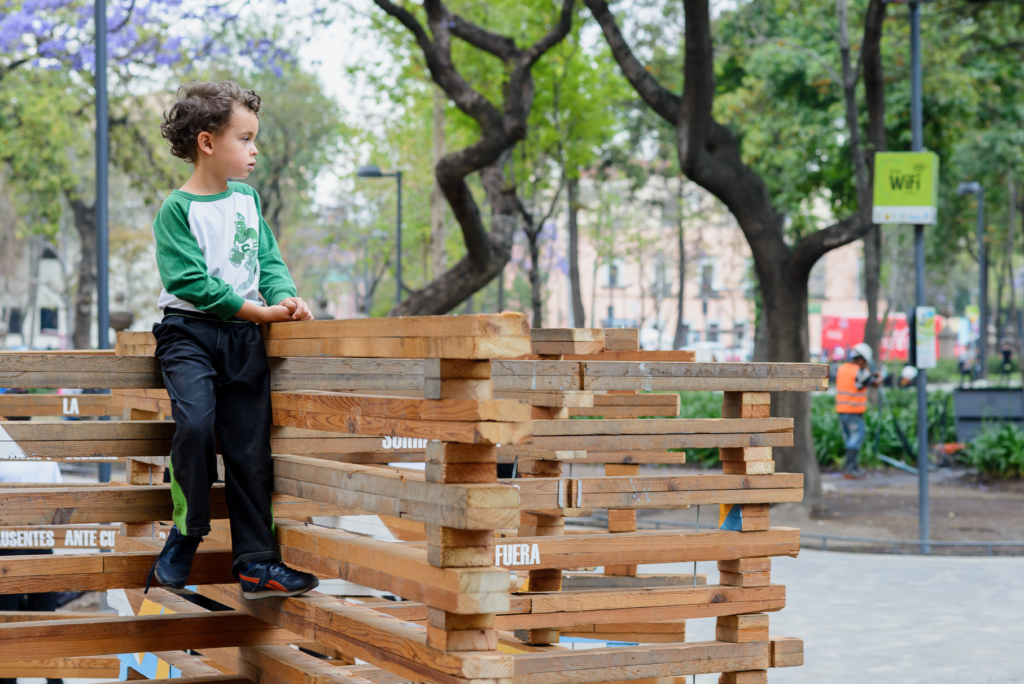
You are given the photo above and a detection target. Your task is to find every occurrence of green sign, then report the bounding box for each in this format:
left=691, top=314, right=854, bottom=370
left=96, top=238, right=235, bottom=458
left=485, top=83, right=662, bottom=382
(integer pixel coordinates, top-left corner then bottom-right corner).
left=872, top=152, right=940, bottom=225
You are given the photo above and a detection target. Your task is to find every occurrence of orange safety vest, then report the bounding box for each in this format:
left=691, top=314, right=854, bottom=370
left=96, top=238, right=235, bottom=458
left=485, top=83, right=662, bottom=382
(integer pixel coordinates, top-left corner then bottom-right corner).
left=836, top=362, right=868, bottom=414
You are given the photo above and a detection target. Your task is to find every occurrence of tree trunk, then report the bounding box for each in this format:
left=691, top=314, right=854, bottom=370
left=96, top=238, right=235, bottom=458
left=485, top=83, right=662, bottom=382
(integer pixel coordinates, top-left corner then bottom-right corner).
left=672, top=177, right=686, bottom=349
left=567, top=177, right=585, bottom=327
left=528, top=231, right=543, bottom=327
left=863, top=225, right=882, bottom=357
left=69, top=199, right=97, bottom=350
left=862, top=0, right=886, bottom=369
left=430, top=86, right=447, bottom=280
left=863, top=225, right=882, bottom=406
left=764, top=273, right=822, bottom=512
left=375, top=0, right=574, bottom=316
left=25, top=242, right=40, bottom=350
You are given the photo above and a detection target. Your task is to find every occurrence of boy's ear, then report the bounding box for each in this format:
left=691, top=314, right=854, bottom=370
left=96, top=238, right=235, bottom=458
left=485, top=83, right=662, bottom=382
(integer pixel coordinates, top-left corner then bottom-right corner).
left=196, top=131, right=215, bottom=156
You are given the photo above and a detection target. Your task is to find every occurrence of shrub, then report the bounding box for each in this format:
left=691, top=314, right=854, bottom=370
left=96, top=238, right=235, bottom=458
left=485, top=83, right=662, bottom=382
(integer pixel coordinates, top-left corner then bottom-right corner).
left=676, top=389, right=957, bottom=471
left=964, top=423, right=1024, bottom=477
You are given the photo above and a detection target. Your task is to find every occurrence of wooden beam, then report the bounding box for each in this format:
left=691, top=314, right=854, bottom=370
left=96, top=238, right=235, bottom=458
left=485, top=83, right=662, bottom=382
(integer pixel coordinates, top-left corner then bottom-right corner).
left=0, top=656, right=120, bottom=678
left=149, top=677, right=251, bottom=684
left=0, top=484, right=342, bottom=525
left=121, top=524, right=511, bottom=615
left=562, top=351, right=696, bottom=362
left=265, top=314, right=529, bottom=341
left=133, top=588, right=377, bottom=684
left=510, top=473, right=802, bottom=510
left=531, top=419, right=791, bottom=437
left=199, top=583, right=514, bottom=684
left=502, top=431, right=792, bottom=453
left=0, top=394, right=114, bottom=417
left=271, top=392, right=531, bottom=445
left=265, top=335, right=530, bottom=360
left=530, top=330, right=605, bottom=343
left=493, top=584, right=786, bottom=630
left=511, top=641, right=770, bottom=684
left=560, top=574, right=706, bottom=590
left=494, top=391, right=593, bottom=408
left=273, top=392, right=531, bottom=424
left=489, top=528, right=801, bottom=570
left=0, top=548, right=235, bottom=593
left=601, top=329, right=639, bottom=351
left=0, top=611, right=294, bottom=661
left=582, top=362, right=827, bottom=392
left=0, top=611, right=110, bottom=622
left=0, top=524, right=119, bottom=549
left=528, top=452, right=687, bottom=464
left=273, top=456, right=518, bottom=530
left=0, top=421, right=447, bottom=460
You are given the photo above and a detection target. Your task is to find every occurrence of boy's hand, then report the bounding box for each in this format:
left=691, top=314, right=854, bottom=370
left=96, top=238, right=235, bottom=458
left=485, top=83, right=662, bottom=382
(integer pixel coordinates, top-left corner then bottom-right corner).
left=278, top=297, right=314, bottom=321
left=258, top=305, right=300, bottom=323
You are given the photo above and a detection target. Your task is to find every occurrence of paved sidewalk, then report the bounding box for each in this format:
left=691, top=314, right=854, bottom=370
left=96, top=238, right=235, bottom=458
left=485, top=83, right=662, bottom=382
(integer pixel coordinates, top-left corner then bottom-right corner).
left=645, top=549, right=1024, bottom=683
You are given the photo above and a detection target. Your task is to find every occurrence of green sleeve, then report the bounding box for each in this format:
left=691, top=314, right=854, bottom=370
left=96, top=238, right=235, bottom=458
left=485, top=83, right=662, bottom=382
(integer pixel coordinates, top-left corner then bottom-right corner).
left=153, top=195, right=246, bottom=319
left=248, top=188, right=297, bottom=306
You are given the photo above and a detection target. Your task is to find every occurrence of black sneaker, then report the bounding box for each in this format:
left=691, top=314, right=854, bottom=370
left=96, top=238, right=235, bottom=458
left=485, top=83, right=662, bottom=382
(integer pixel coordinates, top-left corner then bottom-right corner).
left=237, top=560, right=319, bottom=599
left=145, top=526, right=201, bottom=593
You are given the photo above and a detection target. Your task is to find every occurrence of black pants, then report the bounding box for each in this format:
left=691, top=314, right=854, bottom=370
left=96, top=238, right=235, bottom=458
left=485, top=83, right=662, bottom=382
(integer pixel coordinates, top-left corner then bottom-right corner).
left=153, top=310, right=279, bottom=571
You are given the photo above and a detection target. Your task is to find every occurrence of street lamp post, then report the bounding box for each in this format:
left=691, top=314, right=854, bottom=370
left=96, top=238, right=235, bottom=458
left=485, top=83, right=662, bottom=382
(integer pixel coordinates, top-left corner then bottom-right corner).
left=908, top=0, right=930, bottom=554
left=357, top=165, right=403, bottom=306
left=96, top=0, right=110, bottom=350
left=957, top=182, right=986, bottom=379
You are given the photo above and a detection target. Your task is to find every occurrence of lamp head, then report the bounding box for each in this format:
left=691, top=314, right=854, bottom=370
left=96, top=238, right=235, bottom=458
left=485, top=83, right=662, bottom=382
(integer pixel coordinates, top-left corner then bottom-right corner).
left=357, top=165, right=384, bottom=178
left=957, top=181, right=982, bottom=196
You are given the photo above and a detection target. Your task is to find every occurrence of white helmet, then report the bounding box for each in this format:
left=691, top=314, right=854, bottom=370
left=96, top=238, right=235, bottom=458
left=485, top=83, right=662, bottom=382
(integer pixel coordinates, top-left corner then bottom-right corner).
left=852, top=343, right=874, bottom=365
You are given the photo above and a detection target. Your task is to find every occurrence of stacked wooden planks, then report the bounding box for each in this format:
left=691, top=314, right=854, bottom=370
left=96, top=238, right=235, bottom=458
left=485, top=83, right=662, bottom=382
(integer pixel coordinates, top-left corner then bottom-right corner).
left=0, top=315, right=817, bottom=684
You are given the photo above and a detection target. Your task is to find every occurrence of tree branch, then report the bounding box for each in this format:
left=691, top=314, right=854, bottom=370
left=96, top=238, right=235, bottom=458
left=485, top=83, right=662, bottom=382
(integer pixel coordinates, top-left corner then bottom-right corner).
left=582, top=0, right=681, bottom=124
left=449, top=13, right=520, bottom=61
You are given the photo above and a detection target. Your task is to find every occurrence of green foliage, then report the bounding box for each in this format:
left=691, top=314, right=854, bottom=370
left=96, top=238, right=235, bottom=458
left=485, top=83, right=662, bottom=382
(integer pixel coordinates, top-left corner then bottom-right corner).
left=811, top=390, right=956, bottom=468
left=0, top=69, right=85, bottom=238
left=674, top=390, right=957, bottom=469
left=670, top=392, right=732, bottom=465
left=965, top=423, right=1024, bottom=478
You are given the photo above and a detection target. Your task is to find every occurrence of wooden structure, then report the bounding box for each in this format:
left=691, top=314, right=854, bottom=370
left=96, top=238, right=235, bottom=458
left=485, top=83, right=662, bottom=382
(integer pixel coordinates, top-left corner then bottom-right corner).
left=0, top=315, right=821, bottom=684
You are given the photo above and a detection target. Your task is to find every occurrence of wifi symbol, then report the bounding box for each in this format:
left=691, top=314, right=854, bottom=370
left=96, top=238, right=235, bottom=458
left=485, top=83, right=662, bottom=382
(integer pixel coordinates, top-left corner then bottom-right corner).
left=912, top=163, right=926, bottom=173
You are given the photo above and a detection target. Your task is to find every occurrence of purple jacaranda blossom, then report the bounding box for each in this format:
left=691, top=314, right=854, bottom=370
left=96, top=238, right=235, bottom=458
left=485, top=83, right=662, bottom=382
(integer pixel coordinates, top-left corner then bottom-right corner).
left=2, top=0, right=308, bottom=81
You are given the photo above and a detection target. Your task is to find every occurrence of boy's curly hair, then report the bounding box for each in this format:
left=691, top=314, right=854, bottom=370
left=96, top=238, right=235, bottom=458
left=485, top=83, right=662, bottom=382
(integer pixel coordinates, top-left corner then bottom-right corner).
left=161, top=80, right=262, bottom=163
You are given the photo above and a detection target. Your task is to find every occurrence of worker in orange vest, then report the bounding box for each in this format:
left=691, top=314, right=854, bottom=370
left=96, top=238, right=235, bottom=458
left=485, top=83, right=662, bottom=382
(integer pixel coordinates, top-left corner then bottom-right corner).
left=836, top=343, right=881, bottom=479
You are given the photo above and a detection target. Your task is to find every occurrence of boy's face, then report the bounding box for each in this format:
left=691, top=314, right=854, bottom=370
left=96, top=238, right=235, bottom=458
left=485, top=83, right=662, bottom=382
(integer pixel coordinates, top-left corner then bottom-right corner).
left=200, top=104, right=259, bottom=179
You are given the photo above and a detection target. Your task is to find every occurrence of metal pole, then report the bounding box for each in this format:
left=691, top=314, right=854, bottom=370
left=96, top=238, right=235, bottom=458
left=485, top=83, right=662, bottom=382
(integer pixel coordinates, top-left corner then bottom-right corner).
left=910, top=0, right=929, bottom=555
left=977, top=190, right=987, bottom=379
left=95, top=0, right=109, bottom=351
left=396, top=171, right=403, bottom=305
left=95, top=0, right=110, bottom=484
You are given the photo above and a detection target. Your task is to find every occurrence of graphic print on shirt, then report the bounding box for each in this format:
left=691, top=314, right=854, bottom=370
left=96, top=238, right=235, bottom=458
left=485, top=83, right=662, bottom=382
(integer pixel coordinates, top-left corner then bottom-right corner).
left=229, top=212, right=260, bottom=289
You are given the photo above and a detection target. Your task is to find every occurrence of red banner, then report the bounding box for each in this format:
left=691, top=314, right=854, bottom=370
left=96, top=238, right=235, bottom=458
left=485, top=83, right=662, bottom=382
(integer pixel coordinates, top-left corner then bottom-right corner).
left=821, top=314, right=912, bottom=362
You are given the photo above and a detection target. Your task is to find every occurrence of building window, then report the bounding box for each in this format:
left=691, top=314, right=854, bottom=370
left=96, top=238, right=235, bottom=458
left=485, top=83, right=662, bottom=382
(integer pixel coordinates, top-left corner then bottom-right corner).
left=809, top=260, right=827, bottom=300
left=707, top=320, right=721, bottom=343
left=599, top=258, right=627, bottom=289
left=652, top=254, right=672, bottom=299
left=39, top=308, right=59, bottom=332
left=7, top=308, right=22, bottom=335
left=697, top=257, right=718, bottom=298
left=734, top=321, right=746, bottom=348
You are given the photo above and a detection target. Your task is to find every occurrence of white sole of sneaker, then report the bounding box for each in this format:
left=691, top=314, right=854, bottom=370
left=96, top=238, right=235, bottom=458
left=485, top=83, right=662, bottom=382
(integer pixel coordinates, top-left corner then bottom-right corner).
left=242, top=586, right=316, bottom=600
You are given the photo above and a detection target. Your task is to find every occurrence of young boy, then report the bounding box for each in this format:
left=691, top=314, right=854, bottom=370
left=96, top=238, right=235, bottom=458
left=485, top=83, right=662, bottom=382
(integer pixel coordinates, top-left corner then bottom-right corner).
left=146, top=80, right=319, bottom=599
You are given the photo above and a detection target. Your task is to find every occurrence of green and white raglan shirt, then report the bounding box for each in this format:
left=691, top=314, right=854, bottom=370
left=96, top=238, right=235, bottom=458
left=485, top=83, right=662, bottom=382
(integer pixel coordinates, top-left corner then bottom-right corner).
left=152, top=182, right=296, bottom=319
